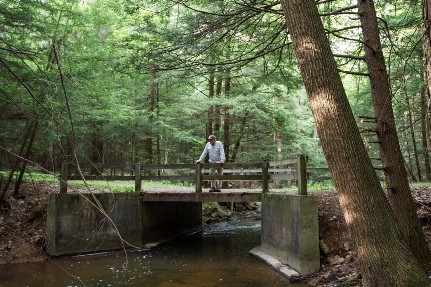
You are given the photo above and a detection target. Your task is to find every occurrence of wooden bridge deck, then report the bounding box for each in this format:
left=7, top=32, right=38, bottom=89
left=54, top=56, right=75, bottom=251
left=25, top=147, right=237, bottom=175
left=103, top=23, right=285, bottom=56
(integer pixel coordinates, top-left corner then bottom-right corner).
left=141, top=186, right=263, bottom=202
left=61, top=157, right=313, bottom=201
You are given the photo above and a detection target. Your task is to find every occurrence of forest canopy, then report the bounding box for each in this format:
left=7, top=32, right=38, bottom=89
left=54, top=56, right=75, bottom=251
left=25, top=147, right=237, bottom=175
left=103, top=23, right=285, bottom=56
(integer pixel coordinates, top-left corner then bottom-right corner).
left=0, top=0, right=426, bottom=181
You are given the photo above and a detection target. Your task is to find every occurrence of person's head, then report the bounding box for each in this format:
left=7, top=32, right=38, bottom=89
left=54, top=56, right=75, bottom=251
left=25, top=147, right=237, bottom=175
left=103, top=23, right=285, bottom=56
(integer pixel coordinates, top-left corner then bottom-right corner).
left=208, top=135, right=216, bottom=145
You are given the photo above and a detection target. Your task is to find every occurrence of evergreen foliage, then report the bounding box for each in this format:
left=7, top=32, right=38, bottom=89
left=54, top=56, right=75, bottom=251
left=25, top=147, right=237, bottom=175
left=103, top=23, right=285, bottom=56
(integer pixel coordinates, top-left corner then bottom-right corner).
left=0, top=0, right=427, bottom=181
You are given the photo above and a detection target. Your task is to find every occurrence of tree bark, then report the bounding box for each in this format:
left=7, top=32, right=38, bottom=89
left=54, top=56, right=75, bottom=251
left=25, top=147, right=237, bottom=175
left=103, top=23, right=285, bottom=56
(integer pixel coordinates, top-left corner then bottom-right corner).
left=405, top=98, right=422, bottom=181
left=223, top=66, right=231, bottom=162
left=145, top=77, right=158, bottom=164
left=231, top=112, right=248, bottom=162
left=1, top=120, right=34, bottom=201
left=214, top=66, right=223, bottom=133
left=13, top=120, right=38, bottom=198
left=358, top=0, right=431, bottom=269
left=420, top=89, right=431, bottom=180
left=423, top=0, right=431, bottom=180
left=207, top=67, right=215, bottom=137
left=91, top=121, right=104, bottom=175
left=279, top=0, right=430, bottom=285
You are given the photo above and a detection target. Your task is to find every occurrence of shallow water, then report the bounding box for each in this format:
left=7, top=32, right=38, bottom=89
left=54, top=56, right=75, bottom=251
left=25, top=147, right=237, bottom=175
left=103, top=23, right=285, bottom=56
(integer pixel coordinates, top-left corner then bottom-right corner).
left=0, top=217, right=309, bottom=287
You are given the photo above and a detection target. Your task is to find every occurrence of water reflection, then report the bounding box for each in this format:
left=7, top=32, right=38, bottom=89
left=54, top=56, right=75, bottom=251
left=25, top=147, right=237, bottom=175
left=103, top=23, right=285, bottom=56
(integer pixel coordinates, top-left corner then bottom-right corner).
left=0, top=217, right=309, bottom=287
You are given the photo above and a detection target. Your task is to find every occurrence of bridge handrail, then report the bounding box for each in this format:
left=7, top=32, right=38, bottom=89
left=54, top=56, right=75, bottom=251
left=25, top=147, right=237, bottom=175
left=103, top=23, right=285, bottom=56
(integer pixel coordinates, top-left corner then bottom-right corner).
left=59, top=155, right=308, bottom=195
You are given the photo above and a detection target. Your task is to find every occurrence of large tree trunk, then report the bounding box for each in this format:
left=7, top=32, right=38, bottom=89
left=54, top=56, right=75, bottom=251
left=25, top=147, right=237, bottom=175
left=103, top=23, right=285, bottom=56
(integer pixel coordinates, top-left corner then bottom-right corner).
left=420, top=90, right=431, bottom=180
left=358, top=0, right=431, bottom=269
left=423, top=0, right=431, bottom=180
left=279, top=0, right=430, bottom=285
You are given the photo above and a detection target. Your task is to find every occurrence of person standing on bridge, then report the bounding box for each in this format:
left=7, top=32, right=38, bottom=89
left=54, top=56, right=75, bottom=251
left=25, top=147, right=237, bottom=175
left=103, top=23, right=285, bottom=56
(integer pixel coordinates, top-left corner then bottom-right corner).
left=196, top=135, right=225, bottom=192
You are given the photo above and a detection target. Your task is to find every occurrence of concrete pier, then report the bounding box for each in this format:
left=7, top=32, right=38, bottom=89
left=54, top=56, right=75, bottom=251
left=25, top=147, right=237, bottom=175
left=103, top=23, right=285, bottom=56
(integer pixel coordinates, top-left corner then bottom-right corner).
left=259, top=193, right=320, bottom=276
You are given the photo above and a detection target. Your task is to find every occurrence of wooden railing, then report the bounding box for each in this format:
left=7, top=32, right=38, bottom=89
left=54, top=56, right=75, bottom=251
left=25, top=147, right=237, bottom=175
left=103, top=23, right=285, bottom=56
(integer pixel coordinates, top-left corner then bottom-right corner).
left=59, top=155, right=309, bottom=195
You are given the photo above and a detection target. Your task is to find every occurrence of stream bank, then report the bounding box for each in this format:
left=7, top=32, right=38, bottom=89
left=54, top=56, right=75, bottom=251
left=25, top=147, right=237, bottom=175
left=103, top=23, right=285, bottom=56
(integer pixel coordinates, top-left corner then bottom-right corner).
left=2, top=182, right=431, bottom=286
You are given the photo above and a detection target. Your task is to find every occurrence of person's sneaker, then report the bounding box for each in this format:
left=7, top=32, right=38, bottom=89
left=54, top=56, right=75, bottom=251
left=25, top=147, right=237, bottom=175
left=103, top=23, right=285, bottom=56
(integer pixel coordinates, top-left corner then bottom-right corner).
left=213, top=188, right=221, bottom=192
left=209, top=187, right=217, bottom=192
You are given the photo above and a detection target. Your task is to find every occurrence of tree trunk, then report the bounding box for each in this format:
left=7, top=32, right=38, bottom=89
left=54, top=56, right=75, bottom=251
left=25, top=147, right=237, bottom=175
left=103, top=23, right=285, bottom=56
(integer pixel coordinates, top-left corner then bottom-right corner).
left=358, top=0, right=431, bottom=269
left=403, top=138, right=417, bottom=181
left=145, top=78, right=157, bottom=164
left=420, top=89, right=431, bottom=180
left=91, top=122, right=104, bottom=175
left=207, top=67, right=215, bottom=137
left=405, top=98, right=422, bottom=181
left=156, top=88, right=161, bottom=168
left=223, top=66, right=231, bottom=162
left=231, top=112, right=248, bottom=162
left=279, top=0, right=430, bottom=285
left=214, top=67, right=223, bottom=134
left=423, top=0, right=431, bottom=180
left=0, top=120, right=34, bottom=201
left=13, top=120, right=38, bottom=198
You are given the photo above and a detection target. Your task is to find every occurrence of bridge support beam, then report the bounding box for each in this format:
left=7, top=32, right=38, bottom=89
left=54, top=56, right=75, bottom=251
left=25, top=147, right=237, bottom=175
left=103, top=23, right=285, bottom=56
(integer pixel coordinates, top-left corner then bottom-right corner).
left=259, top=193, right=320, bottom=276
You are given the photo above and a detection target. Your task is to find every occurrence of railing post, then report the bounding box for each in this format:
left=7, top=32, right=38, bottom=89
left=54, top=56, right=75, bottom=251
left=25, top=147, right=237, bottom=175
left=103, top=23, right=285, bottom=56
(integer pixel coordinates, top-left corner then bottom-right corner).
left=135, top=163, right=141, bottom=192
left=196, top=162, right=202, bottom=193
left=239, top=168, right=244, bottom=189
left=60, top=162, right=68, bottom=193
left=262, top=159, right=269, bottom=193
left=297, top=155, right=307, bottom=195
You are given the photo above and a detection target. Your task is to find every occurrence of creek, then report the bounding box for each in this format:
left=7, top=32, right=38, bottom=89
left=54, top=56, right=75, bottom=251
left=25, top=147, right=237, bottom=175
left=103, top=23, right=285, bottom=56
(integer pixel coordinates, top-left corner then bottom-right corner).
left=0, top=216, right=310, bottom=287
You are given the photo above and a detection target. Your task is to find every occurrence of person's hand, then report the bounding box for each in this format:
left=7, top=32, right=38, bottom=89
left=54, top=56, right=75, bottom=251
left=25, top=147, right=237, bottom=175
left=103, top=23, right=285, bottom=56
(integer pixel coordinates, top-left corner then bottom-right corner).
left=196, top=160, right=201, bottom=164
left=220, top=161, right=224, bottom=165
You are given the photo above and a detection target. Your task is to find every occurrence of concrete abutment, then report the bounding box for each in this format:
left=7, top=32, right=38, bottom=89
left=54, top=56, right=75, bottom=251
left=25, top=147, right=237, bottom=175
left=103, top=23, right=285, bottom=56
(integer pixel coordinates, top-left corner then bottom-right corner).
left=46, top=193, right=202, bottom=256
left=255, top=193, right=320, bottom=276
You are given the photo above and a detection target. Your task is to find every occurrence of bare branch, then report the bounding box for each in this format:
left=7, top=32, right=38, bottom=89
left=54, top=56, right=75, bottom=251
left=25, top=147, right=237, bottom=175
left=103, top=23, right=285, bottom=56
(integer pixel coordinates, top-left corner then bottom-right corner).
left=333, top=54, right=365, bottom=61
left=337, top=69, right=369, bottom=76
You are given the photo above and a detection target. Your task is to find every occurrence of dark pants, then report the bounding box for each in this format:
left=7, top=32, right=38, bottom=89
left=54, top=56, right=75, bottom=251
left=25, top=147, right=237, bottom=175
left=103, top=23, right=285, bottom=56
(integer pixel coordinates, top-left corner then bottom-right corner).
left=210, top=164, right=223, bottom=189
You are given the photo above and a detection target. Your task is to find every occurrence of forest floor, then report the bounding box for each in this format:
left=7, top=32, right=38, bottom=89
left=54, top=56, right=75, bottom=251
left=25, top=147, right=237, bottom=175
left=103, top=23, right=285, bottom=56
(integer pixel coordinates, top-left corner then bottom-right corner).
left=1, top=181, right=431, bottom=286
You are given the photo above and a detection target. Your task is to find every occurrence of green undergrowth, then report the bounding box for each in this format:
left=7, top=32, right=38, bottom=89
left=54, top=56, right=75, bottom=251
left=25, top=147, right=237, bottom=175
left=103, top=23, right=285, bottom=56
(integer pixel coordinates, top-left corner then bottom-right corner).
left=0, top=168, right=58, bottom=182
left=0, top=169, right=193, bottom=193
left=68, top=180, right=136, bottom=193
left=307, top=180, right=334, bottom=191
left=2, top=169, right=429, bottom=194
left=68, top=180, right=193, bottom=193
left=270, top=180, right=335, bottom=193
left=409, top=181, right=431, bottom=188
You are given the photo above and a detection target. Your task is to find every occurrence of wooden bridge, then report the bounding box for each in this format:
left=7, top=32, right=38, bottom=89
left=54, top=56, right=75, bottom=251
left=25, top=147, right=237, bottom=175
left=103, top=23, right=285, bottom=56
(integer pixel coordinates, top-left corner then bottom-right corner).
left=59, top=155, right=320, bottom=202
left=50, top=155, right=323, bottom=275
